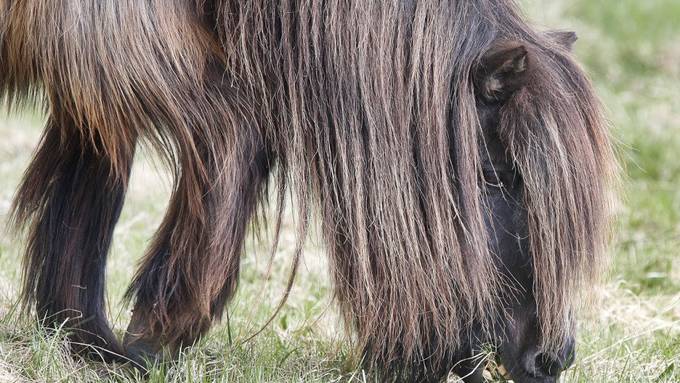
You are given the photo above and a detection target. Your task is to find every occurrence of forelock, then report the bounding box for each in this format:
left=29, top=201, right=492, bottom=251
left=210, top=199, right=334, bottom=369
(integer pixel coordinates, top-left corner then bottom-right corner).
left=498, top=44, right=616, bottom=351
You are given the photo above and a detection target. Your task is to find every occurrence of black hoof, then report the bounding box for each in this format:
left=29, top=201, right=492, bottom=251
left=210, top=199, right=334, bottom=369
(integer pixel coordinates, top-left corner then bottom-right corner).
left=124, top=337, right=164, bottom=368
left=123, top=311, right=165, bottom=370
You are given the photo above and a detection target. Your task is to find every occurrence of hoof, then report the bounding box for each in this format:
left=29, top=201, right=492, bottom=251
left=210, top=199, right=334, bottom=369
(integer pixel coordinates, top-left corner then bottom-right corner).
left=124, top=336, right=164, bottom=369
left=123, top=310, right=164, bottom=369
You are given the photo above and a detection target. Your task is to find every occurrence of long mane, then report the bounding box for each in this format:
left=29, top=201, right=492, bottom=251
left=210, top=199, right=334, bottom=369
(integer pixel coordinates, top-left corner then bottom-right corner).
left=217, top=0, right=615, bottom=375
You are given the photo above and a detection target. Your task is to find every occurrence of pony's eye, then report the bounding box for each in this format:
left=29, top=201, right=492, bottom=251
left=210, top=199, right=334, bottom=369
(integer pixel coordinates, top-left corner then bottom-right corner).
left=482, top=167, right=517, bottom=189
left=482, top=168, right=504, bottom=188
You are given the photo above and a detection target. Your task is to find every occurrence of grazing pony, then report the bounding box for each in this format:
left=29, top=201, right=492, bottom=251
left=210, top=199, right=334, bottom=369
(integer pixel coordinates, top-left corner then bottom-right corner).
left=0, top=0, right=615, bottom=381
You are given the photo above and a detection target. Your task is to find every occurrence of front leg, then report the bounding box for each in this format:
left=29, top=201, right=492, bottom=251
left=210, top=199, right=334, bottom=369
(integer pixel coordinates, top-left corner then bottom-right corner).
left=123, top=127, right=271, bottom=363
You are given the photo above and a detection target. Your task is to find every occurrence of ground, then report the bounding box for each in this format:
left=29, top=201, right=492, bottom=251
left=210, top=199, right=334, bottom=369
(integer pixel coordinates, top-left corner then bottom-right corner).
left=0, top=0, right=679, bottom=382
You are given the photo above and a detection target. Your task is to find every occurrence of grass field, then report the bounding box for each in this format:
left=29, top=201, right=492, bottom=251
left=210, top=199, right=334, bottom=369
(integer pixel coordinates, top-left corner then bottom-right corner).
left=1, top=0, right=679, bottom=382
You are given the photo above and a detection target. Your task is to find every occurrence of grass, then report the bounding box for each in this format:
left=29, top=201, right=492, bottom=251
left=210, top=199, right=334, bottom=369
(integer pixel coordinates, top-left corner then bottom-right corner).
left=1, top=0, right=679, bottom=381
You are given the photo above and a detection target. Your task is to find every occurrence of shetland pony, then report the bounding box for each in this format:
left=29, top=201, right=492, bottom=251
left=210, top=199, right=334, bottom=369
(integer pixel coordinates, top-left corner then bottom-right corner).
left=0, top=1, right=614, bottom=381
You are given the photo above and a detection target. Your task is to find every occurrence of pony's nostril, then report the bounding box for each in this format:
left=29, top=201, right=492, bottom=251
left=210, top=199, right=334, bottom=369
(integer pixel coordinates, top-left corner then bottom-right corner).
left=521, top=349, right=569, bottom=378
left=534, top=352, right=563, bottom=377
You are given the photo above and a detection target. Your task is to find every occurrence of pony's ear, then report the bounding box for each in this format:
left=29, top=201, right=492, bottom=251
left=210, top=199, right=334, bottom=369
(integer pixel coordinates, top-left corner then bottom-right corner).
left=547, top=30, right=578, bottom=51
left=474, top=41, right=530, bottom=102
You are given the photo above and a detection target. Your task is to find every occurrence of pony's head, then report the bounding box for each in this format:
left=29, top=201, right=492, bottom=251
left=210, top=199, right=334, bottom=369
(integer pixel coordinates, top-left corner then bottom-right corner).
left=456, top=30, right=611, bottom=382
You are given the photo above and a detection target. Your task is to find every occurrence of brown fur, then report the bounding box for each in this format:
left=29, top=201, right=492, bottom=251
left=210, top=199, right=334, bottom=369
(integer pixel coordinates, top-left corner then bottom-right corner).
left=1, top=0, right=615, bottom=379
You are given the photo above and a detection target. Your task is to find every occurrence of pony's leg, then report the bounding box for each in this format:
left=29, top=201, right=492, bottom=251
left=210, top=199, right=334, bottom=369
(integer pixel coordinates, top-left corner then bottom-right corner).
left=12, top=115, right=135, bottom=360
left=124, top=124, right=271, bottom=361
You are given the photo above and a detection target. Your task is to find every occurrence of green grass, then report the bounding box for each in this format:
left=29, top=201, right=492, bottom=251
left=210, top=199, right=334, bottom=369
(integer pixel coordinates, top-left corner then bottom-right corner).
left=1, top=0, right=679, bottom=381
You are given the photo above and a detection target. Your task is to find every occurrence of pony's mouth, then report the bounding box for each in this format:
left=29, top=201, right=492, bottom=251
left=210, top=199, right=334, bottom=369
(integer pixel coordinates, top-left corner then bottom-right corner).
left=456, top=352, right=561, bottom=383
left=485, top=351, right=567, bottom=383
left=483, top=359, right=513, bottom=381
left=454, top=352, right=512, bottom=383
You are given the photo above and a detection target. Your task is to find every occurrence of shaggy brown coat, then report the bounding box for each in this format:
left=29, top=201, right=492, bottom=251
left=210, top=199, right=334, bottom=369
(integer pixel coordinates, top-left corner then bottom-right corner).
left=1, top=0, right=614, bottom=378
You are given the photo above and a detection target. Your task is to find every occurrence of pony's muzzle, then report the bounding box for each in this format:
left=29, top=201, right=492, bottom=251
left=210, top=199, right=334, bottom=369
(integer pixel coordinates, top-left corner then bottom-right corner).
left=520, top=337, right=575, bottom=379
